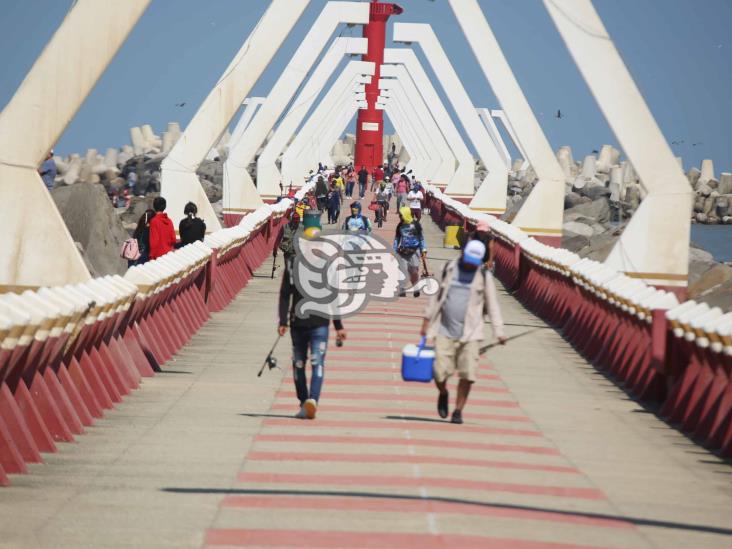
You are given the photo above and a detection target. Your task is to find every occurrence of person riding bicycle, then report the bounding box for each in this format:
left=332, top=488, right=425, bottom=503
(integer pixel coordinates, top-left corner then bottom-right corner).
left=342, top=201, right=372, bottom=234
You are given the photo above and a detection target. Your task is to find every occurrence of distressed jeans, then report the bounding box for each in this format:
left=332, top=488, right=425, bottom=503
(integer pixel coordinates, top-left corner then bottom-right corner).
left=291, top=325, right=329, bottom=404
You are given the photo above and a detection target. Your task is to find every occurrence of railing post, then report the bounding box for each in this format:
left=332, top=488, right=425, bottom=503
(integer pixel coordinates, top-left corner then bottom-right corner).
left=651, top=308, right=669, bottom=374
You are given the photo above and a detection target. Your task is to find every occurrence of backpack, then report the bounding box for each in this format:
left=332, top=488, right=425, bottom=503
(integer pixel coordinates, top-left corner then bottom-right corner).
left=397, top=223, right=422, bottom=252
left=120, top=238, right=141, bottom=261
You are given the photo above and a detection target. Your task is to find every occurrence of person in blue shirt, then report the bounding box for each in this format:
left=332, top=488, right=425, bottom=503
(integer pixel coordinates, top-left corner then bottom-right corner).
left=341, top=201, right=372, bottom=233
left=394, top=206, right=427, bottom=297
left=39, top=151, right=57, bottom=190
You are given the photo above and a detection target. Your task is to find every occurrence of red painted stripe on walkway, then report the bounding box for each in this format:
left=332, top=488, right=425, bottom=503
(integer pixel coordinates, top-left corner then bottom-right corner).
left=268, top=403, right=530, bottom=422
left=262, top=418, right=541, bottom=437
left=220, top=495, right=632, bottom=530
left=348, top=335, right=423, bottom=344
left=326, top=365, right=499, bottom=379
left=322, top=378, right=508, bottom=393
left=255, top=433, right=559, bottom=455
left=346, top=326, right=417, bottom=334
left=329, top=345, right=395, bottom=353
left=237, top=472, right=605, bottom=500
left=206, top=529, right=601, bottom=548
left=276, top=390, right=519, bottom=407
left=247, top=451, right=578, bottom=474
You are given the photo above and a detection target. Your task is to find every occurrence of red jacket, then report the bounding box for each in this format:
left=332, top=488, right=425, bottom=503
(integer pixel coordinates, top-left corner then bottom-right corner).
left=149, top=212, right=176, bottom=260
left=373, top=167, right=384, bottom=181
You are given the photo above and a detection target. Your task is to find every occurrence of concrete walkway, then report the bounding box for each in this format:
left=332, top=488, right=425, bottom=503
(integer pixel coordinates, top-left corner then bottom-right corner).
left=1, top=199, right=731, bottom=548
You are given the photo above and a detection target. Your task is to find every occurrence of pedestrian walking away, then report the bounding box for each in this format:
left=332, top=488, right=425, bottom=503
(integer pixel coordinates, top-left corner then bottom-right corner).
left=148, top=196, right=176, bottom=260
left=357, top=165, right=368, bottom=199
left=394, top=207, right=427, bottom=297
left=420, top=240, right=506, bottom=424
left=326, top=182, right=341, bottom=225
left=395, top=173, right=409, bottom=209
left=278, top=215, right=346, bottom=420
left=178, top=202, right=206, bottom=246
left=315, top=176, right=328, bottom=211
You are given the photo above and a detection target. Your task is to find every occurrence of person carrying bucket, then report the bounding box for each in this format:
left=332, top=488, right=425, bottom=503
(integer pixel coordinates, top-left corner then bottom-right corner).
left=420, top=240, right=506, bottom=424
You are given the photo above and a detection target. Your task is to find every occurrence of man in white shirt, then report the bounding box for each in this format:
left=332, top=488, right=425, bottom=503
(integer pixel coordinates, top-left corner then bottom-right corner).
left=407, top=184, right=424, bottom=221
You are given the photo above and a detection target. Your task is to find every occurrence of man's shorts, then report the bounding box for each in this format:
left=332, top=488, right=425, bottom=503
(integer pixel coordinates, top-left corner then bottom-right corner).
left=433, top=335, right=479, bottom=383
left=397, top=251, right=420, bottom=273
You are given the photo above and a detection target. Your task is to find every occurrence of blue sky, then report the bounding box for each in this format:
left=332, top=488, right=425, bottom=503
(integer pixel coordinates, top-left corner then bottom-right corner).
left=1, top=0, right=730, bottom=173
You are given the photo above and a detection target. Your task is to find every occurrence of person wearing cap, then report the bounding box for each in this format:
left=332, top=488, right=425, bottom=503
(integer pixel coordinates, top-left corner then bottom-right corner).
left=467, top=218, right=495, bottom=270
left=38, top=150, right=57, bottom=190
left=420, top=240, right=506, bottom=424
left=278, top=216, right=346, bottom=420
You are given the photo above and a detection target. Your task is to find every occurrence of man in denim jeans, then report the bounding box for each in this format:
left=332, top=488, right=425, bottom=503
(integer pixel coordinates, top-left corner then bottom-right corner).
left=278, top=242, right=346, bottom=420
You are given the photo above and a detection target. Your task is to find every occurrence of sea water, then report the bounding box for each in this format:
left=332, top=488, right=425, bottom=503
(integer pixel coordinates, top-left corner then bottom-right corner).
left=691, top=225, right=732, bottom=263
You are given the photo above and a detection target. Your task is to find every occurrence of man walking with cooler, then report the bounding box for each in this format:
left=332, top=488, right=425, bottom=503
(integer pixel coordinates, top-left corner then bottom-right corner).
left=421, top=240, right=507, bottom=424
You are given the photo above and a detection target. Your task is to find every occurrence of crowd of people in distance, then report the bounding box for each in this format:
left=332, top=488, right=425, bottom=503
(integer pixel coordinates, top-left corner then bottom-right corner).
left=276, top=162, right=506, bottom=424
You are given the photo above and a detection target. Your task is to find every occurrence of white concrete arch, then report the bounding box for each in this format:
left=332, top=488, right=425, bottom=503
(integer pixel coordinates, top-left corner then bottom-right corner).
left=448, top=0, right=566, bottom=239
left=393, top=23, right=508, bottom=207
left=161, top=0, right=310, bottom=233
left=545, top=0, right=693, bottom=290
left=380, top=65, right=456, bottom=184
left=382, top=48, right=474, bottom=197
left=225, top=1, right=370, bottom=203
left=377, top=95, right=427, bottom=177
left=281, top=61, right=374, bottom=185
left=491, top=109, right=529, bottom=172
left=0, top=0, right=150, bottom=289
left=378, top=78, right=450, bottom=182
left=477, top=108, right=511, bottom=170
left=255, top=36, right=368, bottom=193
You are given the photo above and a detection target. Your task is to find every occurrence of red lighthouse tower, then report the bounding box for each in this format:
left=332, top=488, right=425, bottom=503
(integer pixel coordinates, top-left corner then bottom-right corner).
left=354, top=1, right=403, bottom=172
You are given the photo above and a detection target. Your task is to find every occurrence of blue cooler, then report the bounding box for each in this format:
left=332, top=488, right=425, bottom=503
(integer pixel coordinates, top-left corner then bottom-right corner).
left=401, top=337, right=435, bottom=383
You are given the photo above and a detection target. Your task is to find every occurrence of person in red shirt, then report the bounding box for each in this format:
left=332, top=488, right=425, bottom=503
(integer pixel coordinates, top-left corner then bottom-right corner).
left=148, top=196, right=177, bottom=260
left=372, top=165, right=385, bottom=192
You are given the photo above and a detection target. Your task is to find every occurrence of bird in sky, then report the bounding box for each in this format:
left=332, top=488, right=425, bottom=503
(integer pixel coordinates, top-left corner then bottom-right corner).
left=671, top=140, right=684, bottom=145
left=692, top=142, right=704, bottom=147
left=556, top=109, right=562, bottom=119
left=175, top=102, right=186, bottom=108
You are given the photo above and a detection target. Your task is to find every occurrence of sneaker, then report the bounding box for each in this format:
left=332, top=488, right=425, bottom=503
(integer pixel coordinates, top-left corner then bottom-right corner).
left=303, top=398, right=318, bottom=419
left=437, top=390, right=449, bottom=419
left=451, top=410, right=463, bottom=424
left=413, top=290, right=421, bottom=298
left=399, top=290, right=407, bottom=298
left=294, top=406, right=306, bottom=419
